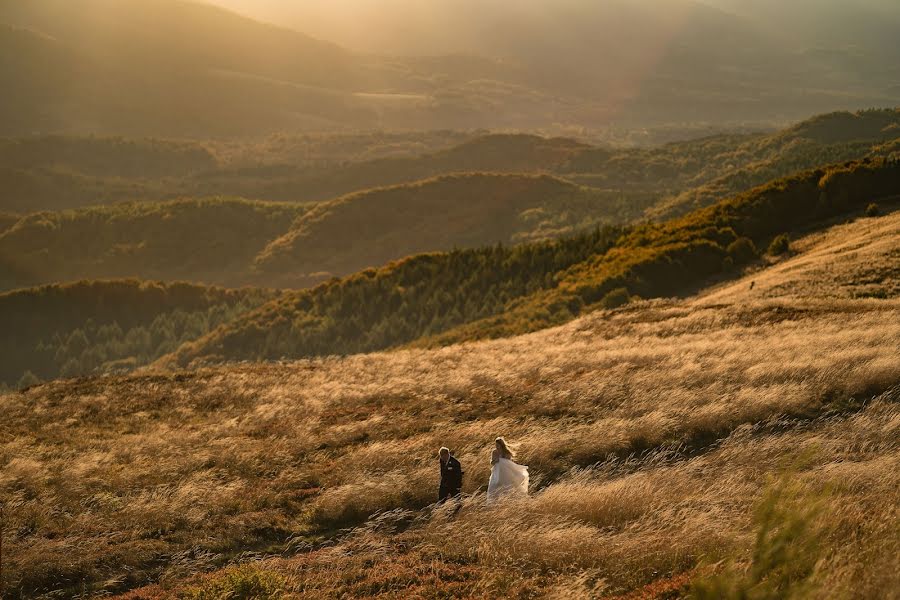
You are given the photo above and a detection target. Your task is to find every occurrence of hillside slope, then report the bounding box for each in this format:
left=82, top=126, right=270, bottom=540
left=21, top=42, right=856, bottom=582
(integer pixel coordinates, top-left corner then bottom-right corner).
left=697, top=208, right=900, bottom=304
left=4, top=109, right=896, bottom=218
left=4, top=272, right=898, bottom=597
left=252, top=173, right=651, bottom=287
left=0, top=198, right=308, bottom=291
left=0, top=279, right=274, bottom=389
left=0, top=173, right=654, bottom=291
left=157, top=157, right=900, bottom=368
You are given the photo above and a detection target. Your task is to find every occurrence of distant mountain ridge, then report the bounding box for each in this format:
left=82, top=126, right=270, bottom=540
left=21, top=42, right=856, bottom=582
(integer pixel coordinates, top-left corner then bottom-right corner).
left=2, top=0, right=898, bottom=136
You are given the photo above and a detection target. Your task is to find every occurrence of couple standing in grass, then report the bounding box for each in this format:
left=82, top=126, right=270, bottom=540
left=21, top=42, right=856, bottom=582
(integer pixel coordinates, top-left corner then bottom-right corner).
left=438, top=437, right=529, bottom=503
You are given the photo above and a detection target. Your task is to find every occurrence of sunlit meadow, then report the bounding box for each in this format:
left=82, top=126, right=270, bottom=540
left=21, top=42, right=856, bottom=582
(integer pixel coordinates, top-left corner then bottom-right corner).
left=2, top=283, right=898, bottom=597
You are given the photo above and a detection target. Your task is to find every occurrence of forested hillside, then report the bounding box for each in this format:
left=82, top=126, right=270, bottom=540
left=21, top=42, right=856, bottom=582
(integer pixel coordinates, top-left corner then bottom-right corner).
left=159, top=157, right=900, bottom=369
left=0, top=198, right=309, bottom=291
left=253, top=173, right=655, bottom=287
left=3, top=109, right=897, bottom=217
left=0, top=175, right=655, bottom=292
left=0, top=279, right=274, bottom=389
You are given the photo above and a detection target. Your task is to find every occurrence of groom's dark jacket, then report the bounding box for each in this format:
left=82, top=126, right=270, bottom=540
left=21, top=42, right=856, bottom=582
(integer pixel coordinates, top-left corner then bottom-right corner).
left=439, top=455, right=463, bottom=501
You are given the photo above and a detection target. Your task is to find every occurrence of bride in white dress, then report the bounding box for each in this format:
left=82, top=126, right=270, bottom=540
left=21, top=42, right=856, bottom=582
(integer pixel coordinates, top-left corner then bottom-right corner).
left=487, top=437, right=529, bottom=500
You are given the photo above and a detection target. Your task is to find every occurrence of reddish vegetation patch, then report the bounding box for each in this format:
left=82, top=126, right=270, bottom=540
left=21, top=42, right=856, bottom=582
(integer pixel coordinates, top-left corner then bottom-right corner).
left=601, top=571, right=694, bottom=600
left=111, top=585, right=166, bottom=600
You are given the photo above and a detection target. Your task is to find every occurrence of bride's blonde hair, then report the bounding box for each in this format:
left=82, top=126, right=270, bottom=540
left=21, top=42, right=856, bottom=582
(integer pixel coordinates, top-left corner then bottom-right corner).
left=495, top=436, right=515, bottom=460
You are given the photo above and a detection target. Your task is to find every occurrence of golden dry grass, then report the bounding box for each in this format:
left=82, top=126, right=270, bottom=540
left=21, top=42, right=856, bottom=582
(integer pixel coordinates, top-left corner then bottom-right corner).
left=697, top=208, right=900, bottom=304
left=1, top=215, right=899, bottom=598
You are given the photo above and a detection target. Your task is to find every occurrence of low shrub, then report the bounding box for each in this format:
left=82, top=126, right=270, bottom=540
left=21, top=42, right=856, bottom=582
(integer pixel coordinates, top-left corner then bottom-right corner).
left=726, top=237, right=758, bottom=264
left=767, top=234, right=791, bottom=256
left=600, top=287, right=631, bottom=309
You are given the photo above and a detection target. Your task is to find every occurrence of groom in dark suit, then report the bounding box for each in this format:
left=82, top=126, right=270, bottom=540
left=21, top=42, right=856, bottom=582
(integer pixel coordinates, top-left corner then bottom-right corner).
left=438, top=446, right=463, bottom=503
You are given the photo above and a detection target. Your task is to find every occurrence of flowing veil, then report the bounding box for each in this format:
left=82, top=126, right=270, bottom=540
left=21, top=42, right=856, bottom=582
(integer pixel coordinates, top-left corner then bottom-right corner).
left=487, top=457, right=529, bottom=500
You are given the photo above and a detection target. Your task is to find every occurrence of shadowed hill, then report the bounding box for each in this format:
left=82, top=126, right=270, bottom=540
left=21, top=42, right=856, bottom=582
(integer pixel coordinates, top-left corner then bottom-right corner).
left=158, top=157, right=900, bottom=369
left=187, top=134, right=588, bottom=204
left=0, top=0, right=393, bottom=137
left=0, top=173, right=657, bottom=292
left=0, top=211, right=18, bottom=233
left=3, top=109, right=898, bottom=216
left=0, top=279, right=274, bottom=388
left=0, top=135, right=216, bottom=179
left=0, top=198, right=308, bottom=291
left=252, top=173, right=653, bottom=287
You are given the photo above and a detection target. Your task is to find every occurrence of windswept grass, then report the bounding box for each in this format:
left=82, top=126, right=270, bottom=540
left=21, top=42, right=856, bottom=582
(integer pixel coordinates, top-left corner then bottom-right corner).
left=1, top=294, right=898, bottom=597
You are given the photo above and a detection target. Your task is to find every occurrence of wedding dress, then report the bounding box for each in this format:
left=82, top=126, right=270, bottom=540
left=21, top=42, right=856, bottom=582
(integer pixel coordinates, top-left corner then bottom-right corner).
left=487, top=457, right=529, bottom=500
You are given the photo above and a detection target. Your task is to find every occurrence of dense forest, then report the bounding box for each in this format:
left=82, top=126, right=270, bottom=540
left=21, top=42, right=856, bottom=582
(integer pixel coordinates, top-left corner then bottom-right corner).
left=252, top=173, right=657, bottom=286
left=0, top=280, right=274, bottom=389
left=0, top=198, right=310, bottom=291
left=160, top=156, right=900, bottom=369
left=0, top=176, right=654, bottom=291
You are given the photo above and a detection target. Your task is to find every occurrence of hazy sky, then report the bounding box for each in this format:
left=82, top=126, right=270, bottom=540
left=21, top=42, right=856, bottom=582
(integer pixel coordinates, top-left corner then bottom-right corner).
left=204, top=0, right=900, bottom=56
left=205, top=0, right=700, bottom=55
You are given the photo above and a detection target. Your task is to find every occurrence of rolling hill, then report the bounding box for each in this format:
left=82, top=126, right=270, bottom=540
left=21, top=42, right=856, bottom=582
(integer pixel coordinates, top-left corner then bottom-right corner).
left=2, top=109, right=897, bottom=299
left=251, top=173, right=653, bottom=287
left=157, top=156, right=900, bottom=370
left=2, top=208, right=897, bottom=597
left=0, top=198, right=309, bottom=291
left=0, top=174, right=655, bottom=292
left=0, top=279, right=274, bottom=389
left=3, top=109, right=897, bottom=216
left=186, top=133, right=589, bottom=206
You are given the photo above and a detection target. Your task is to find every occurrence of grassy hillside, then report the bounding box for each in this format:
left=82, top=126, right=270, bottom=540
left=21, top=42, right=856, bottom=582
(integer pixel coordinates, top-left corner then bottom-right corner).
left=697, top=208, right=900, bottom=304
left=160, top=157, right=900, bottom=369
left=0, top=279, right=274, bottom=389
left=3, top=291, right=897, bottom=597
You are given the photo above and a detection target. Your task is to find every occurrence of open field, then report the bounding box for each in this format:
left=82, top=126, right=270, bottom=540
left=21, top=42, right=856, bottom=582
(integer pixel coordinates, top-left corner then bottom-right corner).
left=2, top=207, right=899, bottom=596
